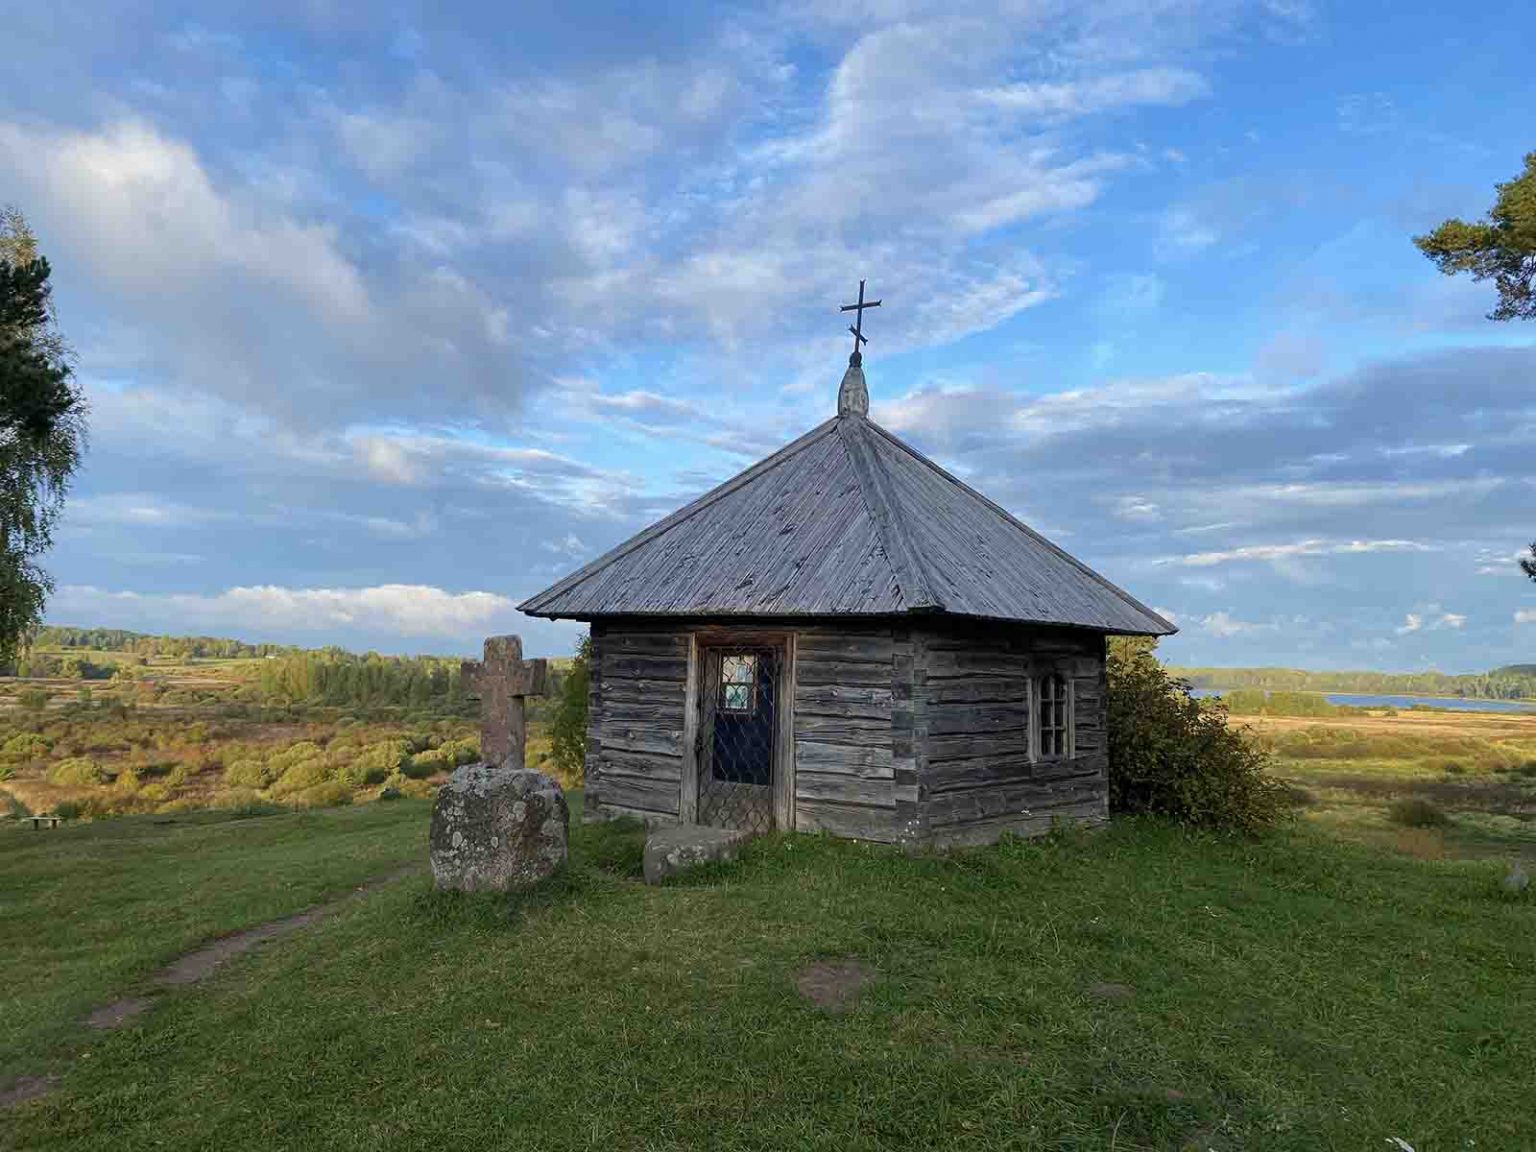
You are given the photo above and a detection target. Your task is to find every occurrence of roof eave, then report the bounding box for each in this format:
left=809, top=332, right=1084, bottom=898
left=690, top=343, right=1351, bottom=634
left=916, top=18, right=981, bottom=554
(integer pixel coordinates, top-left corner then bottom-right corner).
left=517, top=604, right=1177, bottom=634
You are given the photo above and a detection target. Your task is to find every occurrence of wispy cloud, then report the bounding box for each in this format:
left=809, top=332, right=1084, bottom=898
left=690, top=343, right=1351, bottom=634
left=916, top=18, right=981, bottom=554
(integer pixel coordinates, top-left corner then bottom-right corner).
left=1160, top=539, right=1435, bottom=568
left=1397, top=609, right=1467, bottom=635
left=1201, top=611, right=1277, bottom=637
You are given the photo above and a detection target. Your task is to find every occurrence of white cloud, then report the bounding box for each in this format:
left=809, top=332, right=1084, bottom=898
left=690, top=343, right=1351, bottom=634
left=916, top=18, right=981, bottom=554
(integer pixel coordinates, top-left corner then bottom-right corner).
left=65, top=494, right=223, bottom=529
left=0, top=119, right=525, bottom=425
left=0, top=119, right=368, bottom=325
left=1200, top=611, right=1274, bottom=637
left=53, top=583, right=518, bottom=637
left=978, top=68, right=1209, bottom=120
left=1219, top=478, right=1503, bottom=510
left=1162, top=539, right=1435, bottom=568
left=1398, top=609, right=1467, bottom=635
left=1112, top=496, right=1162, bottom=522
left=1516, top=609, right=1536, bottom=625
left=541, top=534, right=587, bottom=560
left=588, top=390, right=710, bottom=423
left=1475, top=547, right=1535, bottom=576
left=331, top=108, right=434, bottom=177
left=355, top=437, right=423, bottom=485
left=1155, top=205, right=1219, bottom=256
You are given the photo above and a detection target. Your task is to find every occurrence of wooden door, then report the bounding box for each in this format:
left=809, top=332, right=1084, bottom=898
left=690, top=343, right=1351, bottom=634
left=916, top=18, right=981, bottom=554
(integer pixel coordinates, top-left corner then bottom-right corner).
left=695, top=643, right=782, bottom=832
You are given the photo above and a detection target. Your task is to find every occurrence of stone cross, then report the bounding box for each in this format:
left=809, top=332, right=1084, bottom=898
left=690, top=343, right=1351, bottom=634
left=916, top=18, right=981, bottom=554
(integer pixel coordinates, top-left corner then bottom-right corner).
left=461, top=635, right=550, bottom=770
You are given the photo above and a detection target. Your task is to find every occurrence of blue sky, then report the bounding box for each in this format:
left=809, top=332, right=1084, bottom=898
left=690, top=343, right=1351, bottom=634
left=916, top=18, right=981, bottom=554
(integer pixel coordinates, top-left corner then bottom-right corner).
left=2, top=0, right=1532, bottom=667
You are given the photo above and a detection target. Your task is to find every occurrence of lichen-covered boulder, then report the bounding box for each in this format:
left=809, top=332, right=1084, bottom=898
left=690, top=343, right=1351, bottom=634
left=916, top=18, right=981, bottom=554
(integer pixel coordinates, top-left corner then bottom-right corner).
left=429, top=765, right=568, bottom=892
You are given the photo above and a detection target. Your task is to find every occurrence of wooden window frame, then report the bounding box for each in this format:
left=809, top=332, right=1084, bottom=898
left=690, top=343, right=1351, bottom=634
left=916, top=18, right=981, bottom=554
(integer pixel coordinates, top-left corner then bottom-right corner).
left=1030, top=668, right=1075, bottom=762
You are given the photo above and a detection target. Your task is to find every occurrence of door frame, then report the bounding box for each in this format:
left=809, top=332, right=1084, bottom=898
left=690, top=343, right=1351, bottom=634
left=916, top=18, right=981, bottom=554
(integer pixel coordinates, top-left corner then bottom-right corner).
left=679, top=628, right=796, bottom=830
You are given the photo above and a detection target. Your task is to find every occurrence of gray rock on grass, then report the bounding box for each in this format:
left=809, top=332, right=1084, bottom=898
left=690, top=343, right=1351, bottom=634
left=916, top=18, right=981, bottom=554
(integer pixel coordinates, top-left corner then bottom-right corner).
left=430, top=765, right=568, bottom=892
left=643, top=825, right=748, bottom=885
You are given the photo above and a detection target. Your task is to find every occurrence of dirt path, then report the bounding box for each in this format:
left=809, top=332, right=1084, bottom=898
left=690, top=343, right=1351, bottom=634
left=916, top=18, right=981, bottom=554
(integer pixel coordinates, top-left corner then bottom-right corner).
left=2, top=864, right=421, bottom=1109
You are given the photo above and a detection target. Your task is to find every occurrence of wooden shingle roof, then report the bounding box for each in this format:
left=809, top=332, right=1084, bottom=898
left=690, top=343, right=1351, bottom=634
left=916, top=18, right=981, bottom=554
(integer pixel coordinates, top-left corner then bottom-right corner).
left=520, top=410, right=1174, bottom=635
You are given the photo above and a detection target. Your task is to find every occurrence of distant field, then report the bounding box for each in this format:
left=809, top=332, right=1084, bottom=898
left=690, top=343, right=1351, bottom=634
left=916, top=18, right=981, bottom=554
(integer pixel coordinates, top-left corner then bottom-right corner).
left=0, top=644, right=566, bottom=821
left=1240, top=707, right=1536, bottom=860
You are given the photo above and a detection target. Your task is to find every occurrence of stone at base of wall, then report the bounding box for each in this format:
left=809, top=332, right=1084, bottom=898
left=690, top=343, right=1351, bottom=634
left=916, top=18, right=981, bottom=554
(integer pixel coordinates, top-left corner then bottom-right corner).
left=643, top=825, right=748, bottom=885
left=429, top=765, right=568, bottom=892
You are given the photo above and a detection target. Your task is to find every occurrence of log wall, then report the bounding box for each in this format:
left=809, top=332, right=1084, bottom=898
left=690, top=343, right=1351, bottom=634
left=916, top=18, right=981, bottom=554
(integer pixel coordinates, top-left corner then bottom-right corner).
left=583, top=624, right=690, bottom=822
left=914, top=621, right=1107, bottom=846
left=583, top=618, right=1106, bottom=845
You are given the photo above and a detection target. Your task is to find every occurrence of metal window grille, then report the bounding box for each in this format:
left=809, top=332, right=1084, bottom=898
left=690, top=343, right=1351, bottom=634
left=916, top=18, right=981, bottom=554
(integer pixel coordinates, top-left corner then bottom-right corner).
left=697, top=646, right=779, bottom=833
left=1039, top=672, right=1069, bottom=758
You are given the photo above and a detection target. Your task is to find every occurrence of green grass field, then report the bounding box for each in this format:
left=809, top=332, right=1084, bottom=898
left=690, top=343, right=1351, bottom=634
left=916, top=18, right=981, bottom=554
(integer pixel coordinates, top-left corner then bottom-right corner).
left=5, top=797, right=1534, bottom=1150
left=1, top=802, right=431, bottom=1085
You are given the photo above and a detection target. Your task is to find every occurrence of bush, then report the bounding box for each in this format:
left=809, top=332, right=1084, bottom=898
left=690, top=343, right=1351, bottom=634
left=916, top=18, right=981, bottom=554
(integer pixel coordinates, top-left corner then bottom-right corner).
left=290, top=780, right=354, bottom=808
left=347, top=739, right=410, bottom=785
left=48, top=756, right=107, bottom=786
left=1, top=732, right=52, bottom=760
left=1107, top=638, right=1285, bottom=835
left=1389, top=796, right=1450, bottom=828
left=17, top=687, right=49, bottom=712
left=550, top=634, right=590, bottom=784
left=224, top=757, right=271, bottom=789
left=403, top=746, right=453, bottom=778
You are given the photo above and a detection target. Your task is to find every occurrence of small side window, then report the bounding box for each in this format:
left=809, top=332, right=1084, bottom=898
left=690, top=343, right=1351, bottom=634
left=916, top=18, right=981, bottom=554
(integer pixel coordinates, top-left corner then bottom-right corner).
left=1038, top=672, right=1070, bottom=758
left=719, top=654, right=757, bottom=714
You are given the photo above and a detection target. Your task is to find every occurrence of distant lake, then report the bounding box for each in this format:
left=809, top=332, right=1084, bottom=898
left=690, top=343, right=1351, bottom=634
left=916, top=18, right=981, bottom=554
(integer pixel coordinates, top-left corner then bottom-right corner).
left=1190, top=689, right=1536, bottom=714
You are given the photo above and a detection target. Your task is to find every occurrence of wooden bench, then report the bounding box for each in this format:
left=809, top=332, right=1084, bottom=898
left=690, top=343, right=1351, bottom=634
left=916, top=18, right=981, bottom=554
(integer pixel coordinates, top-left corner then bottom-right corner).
left=27, top=814, right=62, bottom=830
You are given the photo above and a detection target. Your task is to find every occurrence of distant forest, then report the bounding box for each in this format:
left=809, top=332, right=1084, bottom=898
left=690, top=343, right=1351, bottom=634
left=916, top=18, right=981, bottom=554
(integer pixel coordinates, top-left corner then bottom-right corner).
left=8, top=625, right=475, bottom=712
left=9, top=624, right=570, bottom=714
left=1173, top=664, right=1536, bottom=701
left=257, top=651, right=471, bottom=711
left=28, top=625, right=296, bottom=659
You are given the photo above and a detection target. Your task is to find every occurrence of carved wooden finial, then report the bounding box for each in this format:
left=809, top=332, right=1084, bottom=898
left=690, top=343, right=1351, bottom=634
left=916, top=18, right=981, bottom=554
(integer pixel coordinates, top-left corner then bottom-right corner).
left=837, top=359, right=869, bottom=417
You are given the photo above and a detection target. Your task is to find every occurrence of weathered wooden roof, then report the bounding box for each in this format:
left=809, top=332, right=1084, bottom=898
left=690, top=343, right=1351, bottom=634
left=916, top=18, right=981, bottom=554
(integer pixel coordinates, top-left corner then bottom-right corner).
left=520, top=407, right=1174, bottom=635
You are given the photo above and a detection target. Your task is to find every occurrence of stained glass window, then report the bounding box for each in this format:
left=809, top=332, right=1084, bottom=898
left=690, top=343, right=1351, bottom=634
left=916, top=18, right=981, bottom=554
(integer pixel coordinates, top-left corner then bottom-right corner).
left=719, top=654, right=757, bottom=713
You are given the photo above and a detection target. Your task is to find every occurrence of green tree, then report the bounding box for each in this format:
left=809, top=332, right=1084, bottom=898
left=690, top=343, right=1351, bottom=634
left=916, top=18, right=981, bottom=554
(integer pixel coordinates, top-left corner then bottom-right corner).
left=549, top=634, right=590, bottom=782
left=0, top=207, right=86, bottom=665
left=1522, top=543, right=1535, bottom=583
left=1414, top=152, right=1536, bottom=320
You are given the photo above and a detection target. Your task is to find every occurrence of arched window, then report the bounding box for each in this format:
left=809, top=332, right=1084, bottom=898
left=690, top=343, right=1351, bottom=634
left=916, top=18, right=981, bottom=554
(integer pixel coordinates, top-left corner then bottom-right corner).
left=1038, top=672, right=1069, bottom=758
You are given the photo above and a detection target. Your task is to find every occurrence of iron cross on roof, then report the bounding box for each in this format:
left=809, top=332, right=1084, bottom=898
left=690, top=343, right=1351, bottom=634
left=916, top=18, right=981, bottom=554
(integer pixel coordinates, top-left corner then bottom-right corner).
left=840, top=279, right=881, bottom=365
